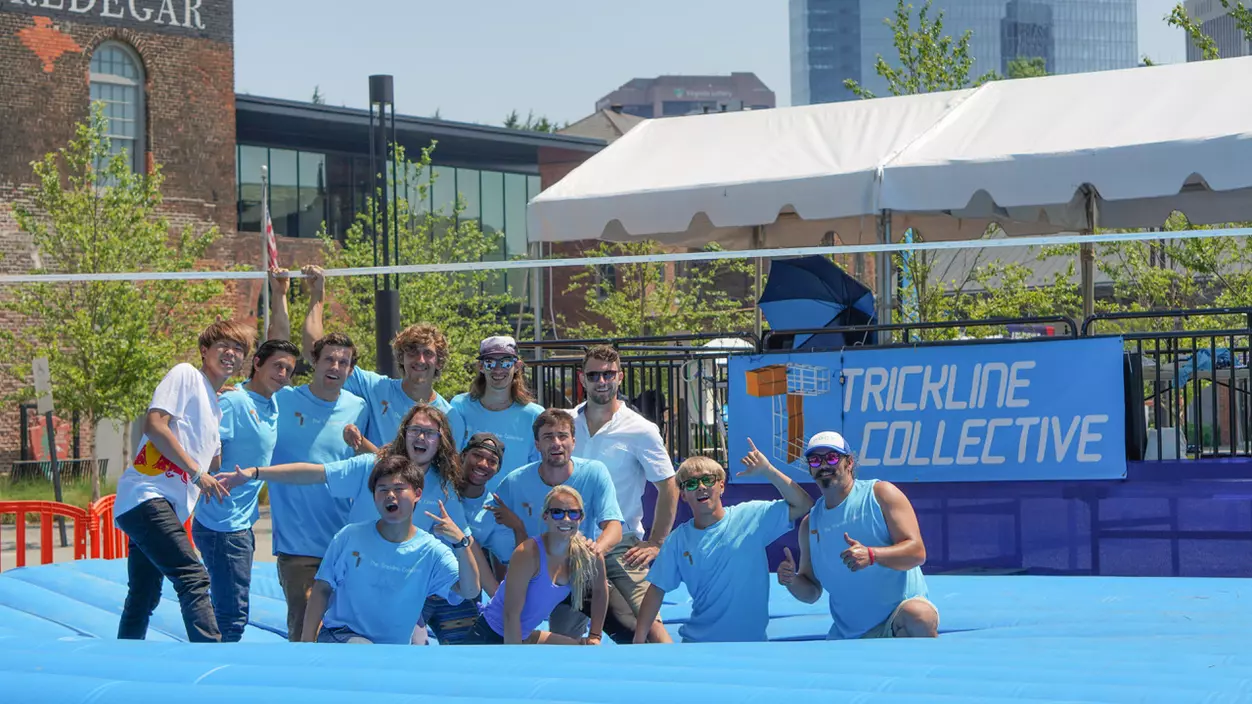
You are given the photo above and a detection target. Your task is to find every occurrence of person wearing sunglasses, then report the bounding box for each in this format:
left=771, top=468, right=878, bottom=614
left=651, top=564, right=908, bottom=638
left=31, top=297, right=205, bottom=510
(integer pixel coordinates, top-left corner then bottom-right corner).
left=632, top=440, right=813, bottom=643
left=778, top=431, right=937, bottom=640
left=570, top=344, right=678, bottom=645
left=216, top=404, right=474, bottom=641
left=447, top=336, right=545, bottom=494
left=462, top=485, right=608, bottom=645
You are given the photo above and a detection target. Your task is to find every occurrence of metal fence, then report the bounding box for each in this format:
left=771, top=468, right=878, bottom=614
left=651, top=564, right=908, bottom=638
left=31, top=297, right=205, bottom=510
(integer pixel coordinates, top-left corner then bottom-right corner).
left=521, top=308, right=1252, bottom=465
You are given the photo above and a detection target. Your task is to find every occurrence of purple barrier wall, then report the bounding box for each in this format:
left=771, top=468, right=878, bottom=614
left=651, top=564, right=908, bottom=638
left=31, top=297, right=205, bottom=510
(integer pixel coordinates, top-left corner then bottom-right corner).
left=640, top=459, right=1252, bottom=578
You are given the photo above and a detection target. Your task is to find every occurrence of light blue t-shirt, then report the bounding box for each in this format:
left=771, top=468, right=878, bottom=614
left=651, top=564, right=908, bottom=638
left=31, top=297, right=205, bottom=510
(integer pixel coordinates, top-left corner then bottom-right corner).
left=809, top=479, right=928, bottom=640
left=462, top=491, right=520, bottom=562
left=345, top=367, right=451, bottom=447
left=267, top=385, right=365, bottom=558
left=493, top=458, right=623, bottom=560
left=647, top=500, right=793, bottom=643
left=447, top=394, right=543, bottom=493
left=316, top=521, right=462, bottom=645
left=195, top=386, right=279, bottom=533
left=323, top=453, right=470, bottom=537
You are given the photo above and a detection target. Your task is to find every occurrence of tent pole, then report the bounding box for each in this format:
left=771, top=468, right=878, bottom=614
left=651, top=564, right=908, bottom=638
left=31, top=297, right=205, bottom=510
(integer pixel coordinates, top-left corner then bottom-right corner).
left=753, top=226, right=764, bottom=340
left=876, top=210, right=893, bottom=344
left=1081, top=190, right=1098, bottom=325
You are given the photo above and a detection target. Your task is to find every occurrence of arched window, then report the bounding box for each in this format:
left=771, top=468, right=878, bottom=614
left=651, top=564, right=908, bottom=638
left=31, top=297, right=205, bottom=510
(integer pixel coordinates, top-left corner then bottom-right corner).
left=89, top=42, right=144, bottom=173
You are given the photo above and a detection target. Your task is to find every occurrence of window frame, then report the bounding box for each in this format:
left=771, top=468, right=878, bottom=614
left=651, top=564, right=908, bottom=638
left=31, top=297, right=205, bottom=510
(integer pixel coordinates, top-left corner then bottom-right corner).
left=88, top=41, right=146, bottom=174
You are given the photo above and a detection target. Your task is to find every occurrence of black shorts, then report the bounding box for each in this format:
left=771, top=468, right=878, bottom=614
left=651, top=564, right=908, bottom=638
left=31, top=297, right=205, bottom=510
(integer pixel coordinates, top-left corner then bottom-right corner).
left=459, top=614, right=505, bottom=645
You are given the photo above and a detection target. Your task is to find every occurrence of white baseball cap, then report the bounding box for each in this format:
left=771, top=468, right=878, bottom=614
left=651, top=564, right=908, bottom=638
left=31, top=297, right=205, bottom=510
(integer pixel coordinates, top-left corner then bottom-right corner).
left=805, top=431, right=851, bottom=456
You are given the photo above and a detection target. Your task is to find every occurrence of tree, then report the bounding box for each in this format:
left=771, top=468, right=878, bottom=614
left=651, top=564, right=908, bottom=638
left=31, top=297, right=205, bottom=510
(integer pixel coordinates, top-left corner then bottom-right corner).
left=311, top=85, right=326, bottom=105
left=503, top=109, right=564, bottom=133
left=1005, top=56, right=1047, bottom=79
left=314, top=143, right=521, bottom=396
left=0, top=104, right=228, bottom=499
left=1169, top=1, right=1252, bottom=60
left=844, top=0, right=999, bottom=99
left=564, top=242, right=756, bottom=339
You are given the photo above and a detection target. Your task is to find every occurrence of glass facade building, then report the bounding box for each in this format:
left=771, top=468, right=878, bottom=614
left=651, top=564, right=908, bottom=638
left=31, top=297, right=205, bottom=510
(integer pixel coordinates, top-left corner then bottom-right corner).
left=1185, top=0, right=1252, bottom=60
left=791, top=0, right=1138, bottom=104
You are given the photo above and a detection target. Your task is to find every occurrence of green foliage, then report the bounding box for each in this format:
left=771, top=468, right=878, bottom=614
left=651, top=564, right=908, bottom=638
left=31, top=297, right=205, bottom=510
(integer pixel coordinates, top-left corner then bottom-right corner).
left=844, top=0, right=999, bottom=99
left=315, top=143, right=520, bottom=397
left=0, top=104, right=227, bottom=496
left=504, top=110, right=565, bottom=133
left=564, top=242, right=756, bottom=339
left=1168, top=1, right=1252, bottom=60
left=1005, top=56, right=1047, bottom=79
left=311, top=85, right=326, bottom=105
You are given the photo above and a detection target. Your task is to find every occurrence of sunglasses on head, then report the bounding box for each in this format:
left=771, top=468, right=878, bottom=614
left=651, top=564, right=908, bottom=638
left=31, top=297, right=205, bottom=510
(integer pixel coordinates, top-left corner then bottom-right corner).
left=546, top=508, right=583, bottom=520
left=480, top=357, right=518, bottom=370
left=806, top=451, right=846, bottom=468
left=680, top=474, right=720, bottom=492
left=584, top=370, right=618, bottom=382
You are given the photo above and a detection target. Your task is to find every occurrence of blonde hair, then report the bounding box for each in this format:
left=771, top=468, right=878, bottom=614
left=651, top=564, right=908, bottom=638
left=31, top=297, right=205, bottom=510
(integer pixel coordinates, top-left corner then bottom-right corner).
left=544, top=485, right=596, bottom=611
left=675, top=455, right=726, bottom=486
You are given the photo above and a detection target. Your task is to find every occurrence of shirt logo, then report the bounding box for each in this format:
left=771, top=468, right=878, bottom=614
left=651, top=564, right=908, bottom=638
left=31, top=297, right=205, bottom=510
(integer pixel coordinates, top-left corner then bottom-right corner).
left=522, top=502, right=533, bottom=517
left=811, top=528, right=820, bottom=543
left=352, top=551, right=362, bottom=567
left=381, top=400, right=390, bottom=416
left=294, top=411, right=305, bottom=426
left=132, top=441, right=189, bottom=484
left=683, top=551, right=693, bottom=565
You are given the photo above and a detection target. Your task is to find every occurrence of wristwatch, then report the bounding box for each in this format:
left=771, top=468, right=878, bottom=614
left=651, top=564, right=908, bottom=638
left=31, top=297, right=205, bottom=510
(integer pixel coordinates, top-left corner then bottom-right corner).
left=451, top=535, right=471, bottom=550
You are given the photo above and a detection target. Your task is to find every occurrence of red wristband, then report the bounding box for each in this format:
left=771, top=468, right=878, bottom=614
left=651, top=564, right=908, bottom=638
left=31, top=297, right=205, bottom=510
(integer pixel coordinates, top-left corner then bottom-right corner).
left=867, top=547, right=876, bottom=565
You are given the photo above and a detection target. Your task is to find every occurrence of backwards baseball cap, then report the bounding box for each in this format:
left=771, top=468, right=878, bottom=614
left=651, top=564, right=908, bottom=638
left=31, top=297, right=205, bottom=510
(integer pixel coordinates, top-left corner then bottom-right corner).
left=478, top=335, right=518, bottom=359
left=463, top=432, right=505, bottom=461
left=805, top=431, right=852, bottom=456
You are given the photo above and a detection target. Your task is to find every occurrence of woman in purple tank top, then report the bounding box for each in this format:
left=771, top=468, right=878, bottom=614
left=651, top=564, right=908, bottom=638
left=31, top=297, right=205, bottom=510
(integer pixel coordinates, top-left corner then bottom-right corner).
left=462, top=485, right=608, bottom=645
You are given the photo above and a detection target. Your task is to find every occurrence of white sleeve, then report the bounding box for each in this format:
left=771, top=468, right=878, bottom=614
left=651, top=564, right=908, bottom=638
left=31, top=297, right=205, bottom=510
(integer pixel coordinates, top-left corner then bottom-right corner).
left=148, top=364, right=197, bottom=419
left=633, top=421, right=676, bottom=483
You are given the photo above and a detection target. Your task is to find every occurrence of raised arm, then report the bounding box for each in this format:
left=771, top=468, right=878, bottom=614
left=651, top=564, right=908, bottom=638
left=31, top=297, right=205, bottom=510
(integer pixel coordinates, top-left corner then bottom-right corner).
left=739, top=438, right=814, bottom=521
left=301, top=264, right=325, bottom=365
left=266, top=267, right=292, bottom=342
left=781, top=515, right=823, bottom=604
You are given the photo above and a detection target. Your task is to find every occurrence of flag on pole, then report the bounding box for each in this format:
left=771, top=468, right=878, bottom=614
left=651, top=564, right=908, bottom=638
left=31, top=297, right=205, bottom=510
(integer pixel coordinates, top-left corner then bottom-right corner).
left=263, top=191, right=278, bottom=270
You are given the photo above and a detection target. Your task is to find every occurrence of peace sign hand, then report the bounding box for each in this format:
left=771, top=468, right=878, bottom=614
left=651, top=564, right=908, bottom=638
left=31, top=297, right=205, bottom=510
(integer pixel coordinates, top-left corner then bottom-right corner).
left=738, top=437, right=775, bottom=477
left=424, top=500, right=466, bottom=544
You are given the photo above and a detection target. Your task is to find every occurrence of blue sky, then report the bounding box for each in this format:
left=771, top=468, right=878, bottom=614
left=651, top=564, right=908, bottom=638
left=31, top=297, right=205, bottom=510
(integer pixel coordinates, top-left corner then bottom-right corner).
left=235, top=0, right=1186, bottom=127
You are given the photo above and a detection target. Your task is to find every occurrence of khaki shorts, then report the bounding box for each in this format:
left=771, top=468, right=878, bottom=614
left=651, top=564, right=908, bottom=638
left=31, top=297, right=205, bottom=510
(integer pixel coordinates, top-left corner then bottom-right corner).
left=860, top=597, right=939, bottom=639
left=276, top=553, right=322, bottom=642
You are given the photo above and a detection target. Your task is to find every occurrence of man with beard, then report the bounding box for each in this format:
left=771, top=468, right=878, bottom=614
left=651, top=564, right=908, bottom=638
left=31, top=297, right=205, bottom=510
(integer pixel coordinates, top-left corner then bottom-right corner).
left=778, top=431, right=938, bottom=640
left=447, top=336, right=544, bottom=493
left=571, top=345, right=677, bottom=644
left=266, top=331, right=368, bottom=641
left=295, top=266, right=451, bottom=447
left=115, top=319, right=253, bottom=642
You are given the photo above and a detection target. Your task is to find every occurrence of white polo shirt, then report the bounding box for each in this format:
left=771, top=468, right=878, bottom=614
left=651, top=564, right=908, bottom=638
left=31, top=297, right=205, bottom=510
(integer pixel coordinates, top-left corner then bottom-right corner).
left=573, top=401, right=675, bottom=540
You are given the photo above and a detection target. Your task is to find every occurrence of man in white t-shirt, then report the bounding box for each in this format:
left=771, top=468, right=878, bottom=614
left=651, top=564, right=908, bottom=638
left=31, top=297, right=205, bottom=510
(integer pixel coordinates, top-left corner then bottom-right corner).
left=114, top=320, right=254, bottom=642
left=571, top=344, right=677, bottom=644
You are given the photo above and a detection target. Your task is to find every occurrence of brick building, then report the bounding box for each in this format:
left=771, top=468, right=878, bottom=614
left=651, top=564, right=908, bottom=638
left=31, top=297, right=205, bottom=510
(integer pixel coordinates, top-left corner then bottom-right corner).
left=0, top=1, right=605, bottom=474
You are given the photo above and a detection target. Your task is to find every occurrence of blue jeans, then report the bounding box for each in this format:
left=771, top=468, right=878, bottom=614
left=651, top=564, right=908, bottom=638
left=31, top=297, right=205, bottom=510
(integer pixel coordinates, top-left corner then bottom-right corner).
left=192, top=520, right=255, bottom=643
left=116, top=498, right=219, bottom=642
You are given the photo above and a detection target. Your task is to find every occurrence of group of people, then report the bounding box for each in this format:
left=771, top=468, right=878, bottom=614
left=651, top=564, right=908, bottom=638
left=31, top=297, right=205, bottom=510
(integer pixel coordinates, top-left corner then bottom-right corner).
left=113, top=266, right=939, bottom=646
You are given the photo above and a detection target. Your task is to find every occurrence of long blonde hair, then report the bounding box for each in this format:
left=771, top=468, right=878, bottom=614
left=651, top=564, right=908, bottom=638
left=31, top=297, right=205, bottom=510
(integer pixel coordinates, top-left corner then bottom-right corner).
left=543, top=485, right=596, bottom=611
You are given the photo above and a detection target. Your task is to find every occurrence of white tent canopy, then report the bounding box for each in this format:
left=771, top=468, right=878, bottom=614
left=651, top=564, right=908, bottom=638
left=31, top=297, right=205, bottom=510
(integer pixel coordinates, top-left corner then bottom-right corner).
left=528, top=56, right=1252, bottom=249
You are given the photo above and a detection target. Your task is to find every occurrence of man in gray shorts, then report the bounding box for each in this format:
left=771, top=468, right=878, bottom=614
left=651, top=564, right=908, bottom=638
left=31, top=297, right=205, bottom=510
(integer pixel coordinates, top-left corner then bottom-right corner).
left=567, top=344, right=676, bottom=644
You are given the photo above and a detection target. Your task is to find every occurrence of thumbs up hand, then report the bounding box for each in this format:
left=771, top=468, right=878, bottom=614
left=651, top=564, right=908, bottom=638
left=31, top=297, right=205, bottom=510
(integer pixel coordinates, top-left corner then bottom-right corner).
left=777, top=547, right=797, bottom=585
left=840, top=532, right=873, bottom=572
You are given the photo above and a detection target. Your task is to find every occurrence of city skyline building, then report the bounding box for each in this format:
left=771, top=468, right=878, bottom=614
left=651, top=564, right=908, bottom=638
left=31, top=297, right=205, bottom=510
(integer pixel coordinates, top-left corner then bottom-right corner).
left=594, top=73, right=775, bottom=118
left=1184, top=0, right=1251, bottom=59
left=791, top=0, right=1139, bottom=104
